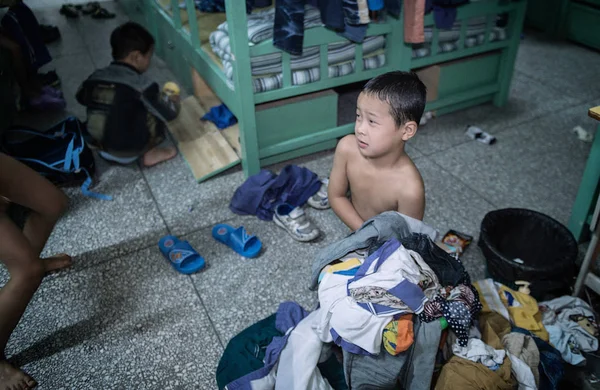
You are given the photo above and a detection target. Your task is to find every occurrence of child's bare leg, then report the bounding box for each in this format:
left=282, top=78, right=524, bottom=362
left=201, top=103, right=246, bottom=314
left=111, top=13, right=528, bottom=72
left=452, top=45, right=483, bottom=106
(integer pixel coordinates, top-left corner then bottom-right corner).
left=0, top=154, right=70, bottom=272
left=0, top=214, right=42, bottom=389
left=0, top=154, right=70, bottom=388
left=142, top=145, right=177, bottom=167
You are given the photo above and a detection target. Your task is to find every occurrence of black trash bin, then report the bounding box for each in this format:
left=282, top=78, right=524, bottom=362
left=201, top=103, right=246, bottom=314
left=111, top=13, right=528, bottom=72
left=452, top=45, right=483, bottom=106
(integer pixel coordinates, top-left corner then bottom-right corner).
left=478, top=208, right=578, bottom=301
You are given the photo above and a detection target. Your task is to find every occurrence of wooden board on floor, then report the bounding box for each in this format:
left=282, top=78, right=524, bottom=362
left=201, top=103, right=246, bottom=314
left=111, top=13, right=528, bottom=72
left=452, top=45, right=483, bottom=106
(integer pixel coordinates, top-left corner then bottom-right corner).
left=167, top=96, right=240, bottom=182
left=191, top=67, right=242, bottom=156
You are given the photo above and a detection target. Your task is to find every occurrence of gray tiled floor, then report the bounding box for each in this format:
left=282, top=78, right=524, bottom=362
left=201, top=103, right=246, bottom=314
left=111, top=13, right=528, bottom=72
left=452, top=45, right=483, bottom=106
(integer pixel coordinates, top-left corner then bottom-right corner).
left=2, top=1, right=600, bottom=388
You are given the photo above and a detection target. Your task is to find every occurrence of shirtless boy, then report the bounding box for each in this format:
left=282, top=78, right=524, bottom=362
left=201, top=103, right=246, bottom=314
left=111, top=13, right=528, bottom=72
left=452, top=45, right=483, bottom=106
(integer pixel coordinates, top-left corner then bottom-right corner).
left=328, top=71, right=427, bottom=231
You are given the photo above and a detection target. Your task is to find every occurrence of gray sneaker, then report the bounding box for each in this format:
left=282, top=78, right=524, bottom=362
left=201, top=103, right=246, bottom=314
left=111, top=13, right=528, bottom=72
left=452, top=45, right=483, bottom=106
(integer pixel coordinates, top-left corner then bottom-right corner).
left=273, top=204, right=320, bottom=242
left=307, top=178, right=330, bottom=210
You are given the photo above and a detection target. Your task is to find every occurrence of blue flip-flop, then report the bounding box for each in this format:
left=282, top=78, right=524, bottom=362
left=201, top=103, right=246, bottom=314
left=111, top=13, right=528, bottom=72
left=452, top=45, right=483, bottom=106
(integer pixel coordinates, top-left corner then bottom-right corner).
left=158, top=235, right=205, bottom=274
left=212, top=224, right=262, bottom=258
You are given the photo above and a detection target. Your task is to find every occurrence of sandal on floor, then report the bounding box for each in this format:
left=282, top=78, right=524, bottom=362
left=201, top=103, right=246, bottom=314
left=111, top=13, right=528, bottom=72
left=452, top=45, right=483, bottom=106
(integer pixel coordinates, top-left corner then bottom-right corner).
left=465, top=125, right=496, bottom=145
left=212, top=224, right=262, bottom=258
left=273, top=204, right=320, bottom=242
left=59, top=4, right=79, bottom=18
left=158, top=235, right=206, bottom=274
left=91, top=7, right=116, bottom=19
left=81, top=1, right=100, bottom=14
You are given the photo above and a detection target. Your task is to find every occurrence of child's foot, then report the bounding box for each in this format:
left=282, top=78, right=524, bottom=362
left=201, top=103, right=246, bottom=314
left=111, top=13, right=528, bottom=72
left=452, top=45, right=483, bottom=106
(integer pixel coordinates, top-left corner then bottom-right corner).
left=142, top=146, right=177, bottom=167
left=0, top=360, right=37, bottom=390
left=43, top=253, right=72, bottom=274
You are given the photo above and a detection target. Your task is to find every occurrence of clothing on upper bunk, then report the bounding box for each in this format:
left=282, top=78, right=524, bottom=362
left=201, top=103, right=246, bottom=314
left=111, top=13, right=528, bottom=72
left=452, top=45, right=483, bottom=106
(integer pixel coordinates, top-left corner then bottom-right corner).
left=404, top=0, right=472, bottom=43
left=273, top=0, right=365, bottom=56
left=310, top=211, right=439, bottom=290
left=273, top=0, right=402, bottom=55
left=1, top=2, right=51, bottom=72
left=357, top=0, right=370, bottom=23
left=194, top=0, right=253, bottom=13
left=229, top=164, right=322, bottom=221
left=425, top=0, right=470, bottom=29
left=207, top=0, right=505, bottom=93
left=404, top=0, right=426, bottom=43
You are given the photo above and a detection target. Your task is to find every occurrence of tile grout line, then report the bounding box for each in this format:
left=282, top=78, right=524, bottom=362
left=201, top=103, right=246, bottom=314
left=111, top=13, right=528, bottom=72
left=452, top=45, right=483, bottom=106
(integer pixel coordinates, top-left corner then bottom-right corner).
left=513, top=68, right=599, bottom=106
left=138, top=164, right=173, bottom=236
left=424, top=156, right=499, bottom=213
left=187, top=275, right=227, bottom=349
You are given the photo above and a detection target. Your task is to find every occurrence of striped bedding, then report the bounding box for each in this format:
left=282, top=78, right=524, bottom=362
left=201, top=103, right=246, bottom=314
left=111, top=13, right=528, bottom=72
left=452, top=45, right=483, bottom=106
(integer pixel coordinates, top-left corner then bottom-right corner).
left=207, top=6, right=507, bottom=93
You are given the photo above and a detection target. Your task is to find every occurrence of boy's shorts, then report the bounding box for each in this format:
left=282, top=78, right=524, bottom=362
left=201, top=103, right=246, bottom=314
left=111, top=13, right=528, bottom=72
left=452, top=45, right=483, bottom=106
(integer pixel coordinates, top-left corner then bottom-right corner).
left=98, top=150, right=139, bottom=165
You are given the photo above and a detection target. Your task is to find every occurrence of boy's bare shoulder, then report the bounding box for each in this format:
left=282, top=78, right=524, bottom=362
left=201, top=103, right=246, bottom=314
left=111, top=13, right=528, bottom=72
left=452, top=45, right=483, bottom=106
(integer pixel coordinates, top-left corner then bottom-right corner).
left=335, top=134, right=358, bottom=157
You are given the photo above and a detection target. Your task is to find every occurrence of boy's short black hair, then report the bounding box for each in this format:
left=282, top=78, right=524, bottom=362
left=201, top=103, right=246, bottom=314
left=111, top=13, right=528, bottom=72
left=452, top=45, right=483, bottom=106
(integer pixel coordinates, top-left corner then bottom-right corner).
left=110, top=22, right=155, bottom=61
left=362, top=71, right=427, bottom=127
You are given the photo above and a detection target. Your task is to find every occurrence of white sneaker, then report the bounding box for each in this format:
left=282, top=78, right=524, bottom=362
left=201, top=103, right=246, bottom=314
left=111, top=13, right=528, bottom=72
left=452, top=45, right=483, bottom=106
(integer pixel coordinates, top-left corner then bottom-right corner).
left=307, top=178, right=330, bottom=210
left=273, top=204, right=320, bottom=242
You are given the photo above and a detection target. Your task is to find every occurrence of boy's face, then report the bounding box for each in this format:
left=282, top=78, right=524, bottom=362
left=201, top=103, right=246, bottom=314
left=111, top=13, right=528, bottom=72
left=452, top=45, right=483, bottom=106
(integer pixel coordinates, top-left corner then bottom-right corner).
left=355, top=92, right=410, bottom=158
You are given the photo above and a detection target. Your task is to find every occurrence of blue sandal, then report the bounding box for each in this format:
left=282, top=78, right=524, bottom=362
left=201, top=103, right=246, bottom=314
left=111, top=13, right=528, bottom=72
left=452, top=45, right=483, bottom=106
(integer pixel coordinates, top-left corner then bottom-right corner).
left=212, top=224, right=262, bottom=258
left=158, top=235, right=206, bottom=274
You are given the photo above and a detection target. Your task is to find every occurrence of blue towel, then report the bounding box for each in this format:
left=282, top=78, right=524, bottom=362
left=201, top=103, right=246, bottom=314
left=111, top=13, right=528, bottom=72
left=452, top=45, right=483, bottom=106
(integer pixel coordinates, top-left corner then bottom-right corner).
left=425, top=0, right=470, bottom=30
left=230, top=165, right=322, bottom=221
left=196, top=0, right=254, bottom=13
left=201, top=104, right=237, bottom=130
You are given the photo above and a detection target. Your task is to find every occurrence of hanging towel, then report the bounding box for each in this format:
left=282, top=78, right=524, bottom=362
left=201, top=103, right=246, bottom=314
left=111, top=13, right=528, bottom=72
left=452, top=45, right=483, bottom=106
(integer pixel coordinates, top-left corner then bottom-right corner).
left=404, top=0, right=426, bottom=43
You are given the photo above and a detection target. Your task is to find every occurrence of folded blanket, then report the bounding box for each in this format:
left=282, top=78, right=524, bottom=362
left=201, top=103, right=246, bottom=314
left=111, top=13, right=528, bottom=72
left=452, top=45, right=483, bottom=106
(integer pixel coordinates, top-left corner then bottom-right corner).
left=251, top=52, right=386, bottom=93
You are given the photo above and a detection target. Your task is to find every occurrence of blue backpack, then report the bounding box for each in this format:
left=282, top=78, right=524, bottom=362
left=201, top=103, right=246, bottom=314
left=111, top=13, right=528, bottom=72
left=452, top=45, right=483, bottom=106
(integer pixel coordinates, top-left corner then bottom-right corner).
left=1, top=116, right=111, bottom=200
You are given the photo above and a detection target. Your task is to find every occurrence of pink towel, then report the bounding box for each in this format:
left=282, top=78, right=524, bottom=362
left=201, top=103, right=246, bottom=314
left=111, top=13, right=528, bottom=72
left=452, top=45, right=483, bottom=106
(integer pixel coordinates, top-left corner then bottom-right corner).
left=404, top=0, right=425, bottom=44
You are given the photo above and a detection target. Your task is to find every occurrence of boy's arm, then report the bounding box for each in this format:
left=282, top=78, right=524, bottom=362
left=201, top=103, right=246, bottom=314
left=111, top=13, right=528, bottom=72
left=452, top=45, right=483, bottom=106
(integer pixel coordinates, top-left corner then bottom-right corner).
left=328, top=137, right=365, bottom=231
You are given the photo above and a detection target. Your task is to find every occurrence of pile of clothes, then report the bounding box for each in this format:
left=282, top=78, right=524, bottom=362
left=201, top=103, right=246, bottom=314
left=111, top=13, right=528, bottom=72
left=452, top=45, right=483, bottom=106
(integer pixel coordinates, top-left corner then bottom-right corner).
left=216, top=212, right=600, bottom=389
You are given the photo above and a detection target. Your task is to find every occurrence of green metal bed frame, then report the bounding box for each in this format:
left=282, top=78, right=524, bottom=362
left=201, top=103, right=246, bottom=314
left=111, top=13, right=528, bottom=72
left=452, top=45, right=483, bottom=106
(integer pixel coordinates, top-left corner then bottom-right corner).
left=121, top=0, right=527, bottom=178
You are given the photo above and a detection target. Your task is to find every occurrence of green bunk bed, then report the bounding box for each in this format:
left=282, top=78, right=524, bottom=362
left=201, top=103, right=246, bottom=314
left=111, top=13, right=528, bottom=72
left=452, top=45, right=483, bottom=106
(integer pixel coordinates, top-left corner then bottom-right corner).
left=525, top=0, right=600, bottom=50
left=120, top=0, right=526, bottom=178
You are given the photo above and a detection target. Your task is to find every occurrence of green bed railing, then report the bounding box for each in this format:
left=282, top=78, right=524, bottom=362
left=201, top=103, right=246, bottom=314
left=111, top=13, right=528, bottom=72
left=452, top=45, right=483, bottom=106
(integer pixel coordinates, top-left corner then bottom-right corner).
left=148, top=0, right=527, bottom=176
